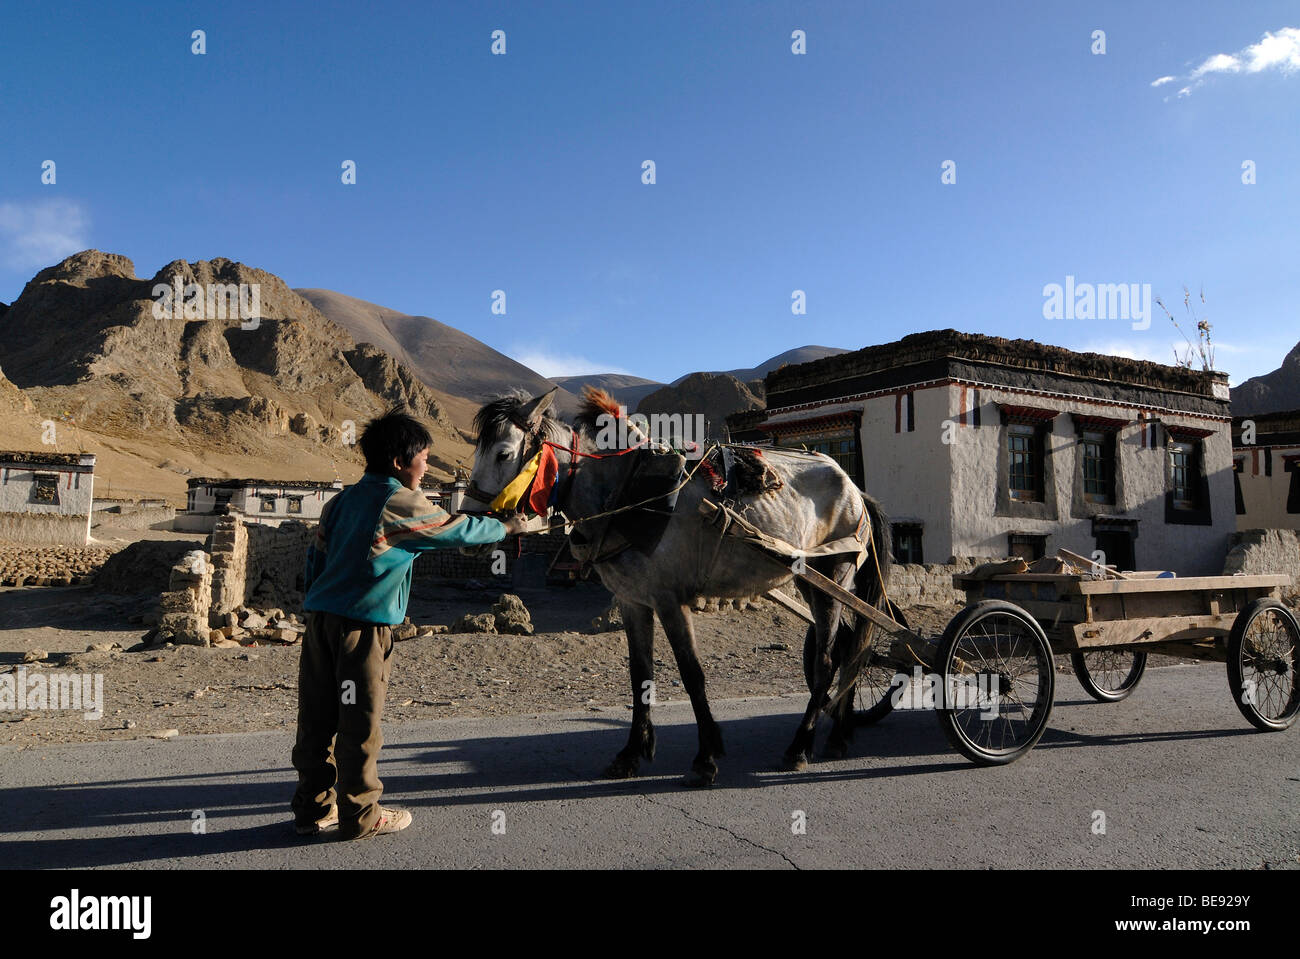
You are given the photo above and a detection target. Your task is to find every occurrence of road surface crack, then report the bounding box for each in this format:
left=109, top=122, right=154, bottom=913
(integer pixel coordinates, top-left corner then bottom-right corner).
left=639, top=793, right=800, bottom=869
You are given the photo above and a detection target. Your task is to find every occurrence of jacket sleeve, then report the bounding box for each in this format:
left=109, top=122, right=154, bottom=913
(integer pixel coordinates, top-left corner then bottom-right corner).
left=303, top=493, right=340, bottom=592
left=376, top=487, right=508, bottom=554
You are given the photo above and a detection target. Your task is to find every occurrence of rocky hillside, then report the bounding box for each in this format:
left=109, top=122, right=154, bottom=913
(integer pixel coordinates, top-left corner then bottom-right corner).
left=296, top=288, right=583, bottom=422
left=1233, top=339, right=1300, bottom=415
left=549, top=373, right=663, bottom=412
left=636, top=372, right=765, bottom=441
left=0, top=252, right=473, bottom=499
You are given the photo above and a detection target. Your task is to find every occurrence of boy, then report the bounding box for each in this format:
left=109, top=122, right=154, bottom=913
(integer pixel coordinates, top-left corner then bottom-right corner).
left=291, top=408, right=527, bottom=840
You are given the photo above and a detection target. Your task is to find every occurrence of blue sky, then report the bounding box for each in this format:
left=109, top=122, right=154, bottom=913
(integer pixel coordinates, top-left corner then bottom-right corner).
left=2, top=1, right=1298, bottom=385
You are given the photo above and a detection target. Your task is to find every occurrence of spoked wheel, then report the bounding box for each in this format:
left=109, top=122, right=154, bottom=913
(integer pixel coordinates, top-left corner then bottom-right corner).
left=802, top=602, right=908, bottom=726
left=937, top=600, right=1055, bottom=766
left=1227, top=598, right=1299, bottom=732
left=1071, top=649, right=1147, bottom=702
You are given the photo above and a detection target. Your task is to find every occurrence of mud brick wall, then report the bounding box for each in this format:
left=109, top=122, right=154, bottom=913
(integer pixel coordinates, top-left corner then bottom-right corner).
left=157, top=550, right=213, bottom=646
left=1224, top=529, right=1300, bottom=600
left=207, top=516, right=248, bottom=620
left=0, top=544, right=116, bottom=586
left=91, top=505, right=176, bottom=530
left=244, top=520, right=314, bottom=612
left=0, top=512, right=91, bottom=547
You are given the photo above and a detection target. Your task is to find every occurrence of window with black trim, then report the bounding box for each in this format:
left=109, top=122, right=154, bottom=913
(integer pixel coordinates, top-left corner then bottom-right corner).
left=1008, top=425, right=1042, bottom=501
left=260, top=494, right=277, bottom=512
left=892, top=523, right=923, bottom=564
left=33, top=474, right=59, bottom=505
left=1169, top=441, right=1199, bottom=510
left=1008, top=533, right=1046, bottom=561
left=1080, top=431, right=1114, bottom=504
left=286, top=496, right=303, bottom=515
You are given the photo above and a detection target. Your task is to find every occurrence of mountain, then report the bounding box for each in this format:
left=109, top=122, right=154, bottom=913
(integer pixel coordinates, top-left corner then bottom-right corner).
left=1232, top=340, right=1300, bottom=415
left=549, top=373, right=664, bottom=412
left=670, top=345, right=849, bottom=386
left=0, top=251, right=473, bottom=499
left=636, top=372, right=765, bottom=441
left=295, top=289, right=582, bottom=423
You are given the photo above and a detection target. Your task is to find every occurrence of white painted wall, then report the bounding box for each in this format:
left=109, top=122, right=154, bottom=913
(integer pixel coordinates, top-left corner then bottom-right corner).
left=0, top=456, right=95, bottom=546
left=1236, top=445, right=1300, bottom=531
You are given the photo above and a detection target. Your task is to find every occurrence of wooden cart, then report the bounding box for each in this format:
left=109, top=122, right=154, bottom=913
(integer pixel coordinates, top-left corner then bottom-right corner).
left=706, top=501, right=1300, bottom=767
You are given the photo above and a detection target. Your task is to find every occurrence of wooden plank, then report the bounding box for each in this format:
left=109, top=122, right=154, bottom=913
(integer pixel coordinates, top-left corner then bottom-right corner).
left=1069, top=612, right=1237, bottom=649
left=955, top=573, right=1288, bottom=595
left=794, top=565, right=921, bottom=644
left=1073, top=574, right=1288, bottom=595
left=765, top=588, right=813, bottom=624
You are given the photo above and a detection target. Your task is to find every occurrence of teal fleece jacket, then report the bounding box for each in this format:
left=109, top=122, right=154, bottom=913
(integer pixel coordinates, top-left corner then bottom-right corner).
left=303, top=473, right=507, bottom=625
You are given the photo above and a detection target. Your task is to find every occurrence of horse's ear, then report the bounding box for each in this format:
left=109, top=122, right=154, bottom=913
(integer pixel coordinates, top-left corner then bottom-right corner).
left=518, top=387, right=558, bottom=425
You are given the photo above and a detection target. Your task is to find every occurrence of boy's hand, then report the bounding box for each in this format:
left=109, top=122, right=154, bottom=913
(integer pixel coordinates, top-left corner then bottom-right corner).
left=501, top=514, right=531, bottom=537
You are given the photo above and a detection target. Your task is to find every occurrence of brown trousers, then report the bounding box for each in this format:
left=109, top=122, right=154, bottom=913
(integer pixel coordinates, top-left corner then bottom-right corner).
left=291, top=611, right=395, bottom=838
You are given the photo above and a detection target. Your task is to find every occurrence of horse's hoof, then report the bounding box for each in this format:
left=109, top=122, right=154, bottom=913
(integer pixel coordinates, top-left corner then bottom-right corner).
left=603, top=757, right=639, bottom=779
left=682, top=768, right=715, bottom=788
left=781, top=752, right=809, bottom=772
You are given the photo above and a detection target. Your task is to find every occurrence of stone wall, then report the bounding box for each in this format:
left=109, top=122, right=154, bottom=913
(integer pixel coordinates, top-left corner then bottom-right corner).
left=0, top=544, right=116, bottom=586
left=156, top=550, right=213, bottom=646
left=0, top=511, right=92, bottom=546
left=207, top=516, right=248, bottom=620
left=1223, top=528, right=1300, bottom=600
left=243, top=520, right=314, bottom=613
left=888, top=557, right=986, bottom=607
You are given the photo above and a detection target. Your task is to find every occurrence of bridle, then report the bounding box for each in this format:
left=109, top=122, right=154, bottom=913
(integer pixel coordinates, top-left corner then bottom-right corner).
left=467, top=411, right=653, bottom=519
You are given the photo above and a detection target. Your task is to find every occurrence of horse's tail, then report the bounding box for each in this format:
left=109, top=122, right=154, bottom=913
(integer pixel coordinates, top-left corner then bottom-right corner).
left=830, top=493, right=893, bottom=709
left=854, top=491, right=891, bottom=614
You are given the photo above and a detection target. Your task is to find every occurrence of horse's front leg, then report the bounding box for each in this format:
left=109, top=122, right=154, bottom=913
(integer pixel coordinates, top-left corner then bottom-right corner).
left=657, top=602, right=724, bottom=787
left=604, top=599, right=656, bottom=779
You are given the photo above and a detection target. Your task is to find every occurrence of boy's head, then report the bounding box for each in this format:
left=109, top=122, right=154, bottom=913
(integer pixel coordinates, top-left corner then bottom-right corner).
left=360, top=408, right=432, bottom=489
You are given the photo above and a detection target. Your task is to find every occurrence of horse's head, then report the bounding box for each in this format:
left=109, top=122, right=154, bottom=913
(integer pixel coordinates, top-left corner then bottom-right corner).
left=465, top=388, right=559, bottom=509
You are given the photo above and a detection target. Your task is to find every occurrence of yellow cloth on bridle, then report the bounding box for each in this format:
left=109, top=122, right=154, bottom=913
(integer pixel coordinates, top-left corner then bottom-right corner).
left=489, top=451, right=542, bottom=512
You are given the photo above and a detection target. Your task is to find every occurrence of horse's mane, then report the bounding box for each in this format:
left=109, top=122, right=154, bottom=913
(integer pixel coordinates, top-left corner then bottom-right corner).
left=574, top=385, right=623, bottom=436
left=473, top=390, right=560, bottom=450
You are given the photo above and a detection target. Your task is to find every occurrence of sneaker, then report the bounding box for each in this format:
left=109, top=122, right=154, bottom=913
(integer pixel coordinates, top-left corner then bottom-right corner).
left=353, top=806, right=412, bottom=840
left=294, top=804, right=339, bottom=836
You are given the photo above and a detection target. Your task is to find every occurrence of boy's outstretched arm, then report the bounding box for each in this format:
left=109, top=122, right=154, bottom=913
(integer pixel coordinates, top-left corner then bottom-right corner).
left=376, top=486, right=516, bottom=554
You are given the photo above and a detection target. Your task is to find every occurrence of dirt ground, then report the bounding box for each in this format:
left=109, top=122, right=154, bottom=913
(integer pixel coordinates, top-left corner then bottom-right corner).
left=0, top=581, right=1209, bottom=750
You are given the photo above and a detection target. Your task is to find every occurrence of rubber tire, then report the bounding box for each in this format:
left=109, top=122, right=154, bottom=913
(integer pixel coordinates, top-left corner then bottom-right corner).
left=1070, top=649, right=1148, bottom=702
left=1227, top=598, right=1300, bottom=732
left=936, top=600, right=1055, bottom=766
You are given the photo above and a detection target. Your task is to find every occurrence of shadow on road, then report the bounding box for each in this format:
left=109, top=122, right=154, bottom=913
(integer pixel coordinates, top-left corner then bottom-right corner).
left=0, top=701, right=1260, bottom=868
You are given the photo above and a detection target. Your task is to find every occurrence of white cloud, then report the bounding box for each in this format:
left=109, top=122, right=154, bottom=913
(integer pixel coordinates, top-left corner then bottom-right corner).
left=508, top=348, right=631, bottom=379
left=1158, top=26, right=1300, bottom=97
left=0, top=199, right=90, bottom=270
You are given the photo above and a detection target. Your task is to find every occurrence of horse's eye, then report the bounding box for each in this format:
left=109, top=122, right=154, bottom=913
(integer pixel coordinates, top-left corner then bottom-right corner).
left=497, top=450, right=511, bottom=461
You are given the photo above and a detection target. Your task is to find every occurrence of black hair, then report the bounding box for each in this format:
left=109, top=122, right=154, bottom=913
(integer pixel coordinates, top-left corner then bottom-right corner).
left=359, top=407, right=432, bottom=475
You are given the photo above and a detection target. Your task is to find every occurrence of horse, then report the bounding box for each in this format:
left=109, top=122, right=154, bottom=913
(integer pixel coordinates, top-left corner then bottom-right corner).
left=466, top=386, right=891, bottom=786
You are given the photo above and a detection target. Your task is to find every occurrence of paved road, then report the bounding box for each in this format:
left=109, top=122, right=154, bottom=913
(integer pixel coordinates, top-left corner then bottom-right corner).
left=2, top=664, right=1297, bottom=869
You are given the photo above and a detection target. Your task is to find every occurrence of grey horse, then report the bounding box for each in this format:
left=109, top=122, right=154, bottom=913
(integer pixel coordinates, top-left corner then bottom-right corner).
left=467, top=386, right=891, bottom=786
